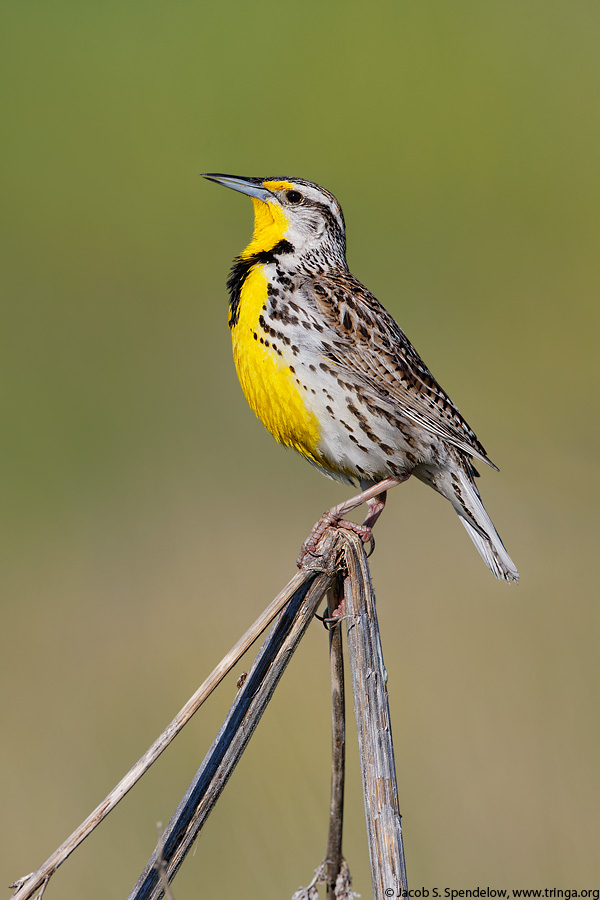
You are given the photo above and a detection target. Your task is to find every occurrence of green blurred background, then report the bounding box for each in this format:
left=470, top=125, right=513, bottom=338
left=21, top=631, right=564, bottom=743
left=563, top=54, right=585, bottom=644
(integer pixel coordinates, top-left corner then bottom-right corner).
left=1, top=1, right=598, bottom=895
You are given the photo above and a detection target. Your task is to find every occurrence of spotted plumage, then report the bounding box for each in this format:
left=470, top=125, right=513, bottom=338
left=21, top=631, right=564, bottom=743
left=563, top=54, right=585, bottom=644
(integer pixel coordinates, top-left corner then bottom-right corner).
left=203, top=173, right=518, bottom=582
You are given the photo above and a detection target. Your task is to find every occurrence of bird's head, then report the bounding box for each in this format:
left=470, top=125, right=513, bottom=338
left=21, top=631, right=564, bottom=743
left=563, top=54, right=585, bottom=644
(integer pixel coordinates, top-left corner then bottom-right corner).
left=203, top=174, right=347, bottom=269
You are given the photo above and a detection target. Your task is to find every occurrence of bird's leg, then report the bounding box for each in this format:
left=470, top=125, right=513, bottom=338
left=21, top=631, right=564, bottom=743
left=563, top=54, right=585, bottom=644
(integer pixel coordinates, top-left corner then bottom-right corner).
left=297, top=475, right=409, bottom=568
left=362, top=490, right=388, bottom=530
left=359, top=490, right=388, bottom=557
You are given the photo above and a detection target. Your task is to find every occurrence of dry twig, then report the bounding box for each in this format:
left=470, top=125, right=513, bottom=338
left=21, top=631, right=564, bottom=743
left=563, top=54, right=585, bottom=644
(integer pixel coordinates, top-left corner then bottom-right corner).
left=128, top=532, right=343, bottom=900
left=9, top=567, right=316, bottom=900
left=325, top=578, right=346, bottom=895
left=11, top=514, right=408, bottom=900
left=343, top=531, right=408, bottom=898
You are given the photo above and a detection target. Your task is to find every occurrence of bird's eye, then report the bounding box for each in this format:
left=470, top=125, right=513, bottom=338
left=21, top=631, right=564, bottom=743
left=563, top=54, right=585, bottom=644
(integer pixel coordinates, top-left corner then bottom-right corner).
left=285, top=190, right=302, bottom=204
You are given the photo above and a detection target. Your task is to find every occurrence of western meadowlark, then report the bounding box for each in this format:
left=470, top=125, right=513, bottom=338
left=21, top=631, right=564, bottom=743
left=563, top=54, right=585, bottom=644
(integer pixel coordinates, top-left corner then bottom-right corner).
left=203, top=174, right=518, bottom=583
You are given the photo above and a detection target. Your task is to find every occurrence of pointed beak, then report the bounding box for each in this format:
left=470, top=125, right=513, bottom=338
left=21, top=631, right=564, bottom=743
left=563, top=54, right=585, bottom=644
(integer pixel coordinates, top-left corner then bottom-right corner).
left=202, top=173, right=274, bottom=203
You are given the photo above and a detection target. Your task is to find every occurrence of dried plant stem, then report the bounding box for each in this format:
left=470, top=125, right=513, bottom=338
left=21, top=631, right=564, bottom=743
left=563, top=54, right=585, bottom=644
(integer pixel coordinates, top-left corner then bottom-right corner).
left=343, top=531, right=408, bottom=899
left=9, top=567, right=314, bottom=900
left=128, top=532, right=343, bottom=900
left=11, top=513, right=409, bottom=900
left=325, top=579, right=346, bottom=895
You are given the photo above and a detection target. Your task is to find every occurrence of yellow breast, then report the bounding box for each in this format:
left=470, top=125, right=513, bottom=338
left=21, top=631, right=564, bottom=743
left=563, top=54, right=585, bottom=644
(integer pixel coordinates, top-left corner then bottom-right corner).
left=231, top=264, right=322, bottom=461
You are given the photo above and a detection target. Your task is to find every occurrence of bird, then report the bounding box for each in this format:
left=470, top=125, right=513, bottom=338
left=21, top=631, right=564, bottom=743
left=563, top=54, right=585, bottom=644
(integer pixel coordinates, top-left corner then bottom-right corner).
left=203, top=173, right=518, bottom=583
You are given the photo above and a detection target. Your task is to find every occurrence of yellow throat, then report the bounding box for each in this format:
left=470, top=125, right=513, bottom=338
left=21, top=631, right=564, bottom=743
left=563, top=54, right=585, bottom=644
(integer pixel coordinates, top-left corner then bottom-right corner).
left=244, top=180, right=293, bottom=255
left=229, top=181, right=322, bottom=462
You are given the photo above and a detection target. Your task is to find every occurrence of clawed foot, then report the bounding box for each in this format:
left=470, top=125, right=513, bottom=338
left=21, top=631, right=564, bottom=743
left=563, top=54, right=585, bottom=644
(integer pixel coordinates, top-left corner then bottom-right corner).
left=326, top=595, right=346, bottom=622
left=315, top=594, right=347, bottom=626
left=296, top=476, right=409, bottom=568
left=297, top=515, right=373, bottom=567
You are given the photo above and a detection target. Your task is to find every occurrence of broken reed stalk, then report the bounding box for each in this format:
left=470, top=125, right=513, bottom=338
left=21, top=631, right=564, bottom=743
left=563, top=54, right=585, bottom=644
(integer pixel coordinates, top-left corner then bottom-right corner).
left=9, top=567, right=315, bottom=900
left=325, top=578, right=346, bottom=895
left=128, top=531, right=344, bottom=900
left=343, top=531, right=408, bottom=899
left=11, top=521, right=408, bottom=900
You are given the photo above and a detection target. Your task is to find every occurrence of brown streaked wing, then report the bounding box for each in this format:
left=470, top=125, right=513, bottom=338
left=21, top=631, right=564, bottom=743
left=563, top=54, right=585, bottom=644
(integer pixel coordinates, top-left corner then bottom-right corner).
left=307, top=274, right=497, bottom=469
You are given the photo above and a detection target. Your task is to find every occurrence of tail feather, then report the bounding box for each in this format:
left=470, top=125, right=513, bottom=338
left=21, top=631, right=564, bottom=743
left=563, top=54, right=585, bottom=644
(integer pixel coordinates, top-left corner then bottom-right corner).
left=413, top=460, right=519, bottom=583
left=458, top=516, right=519, bottom=583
